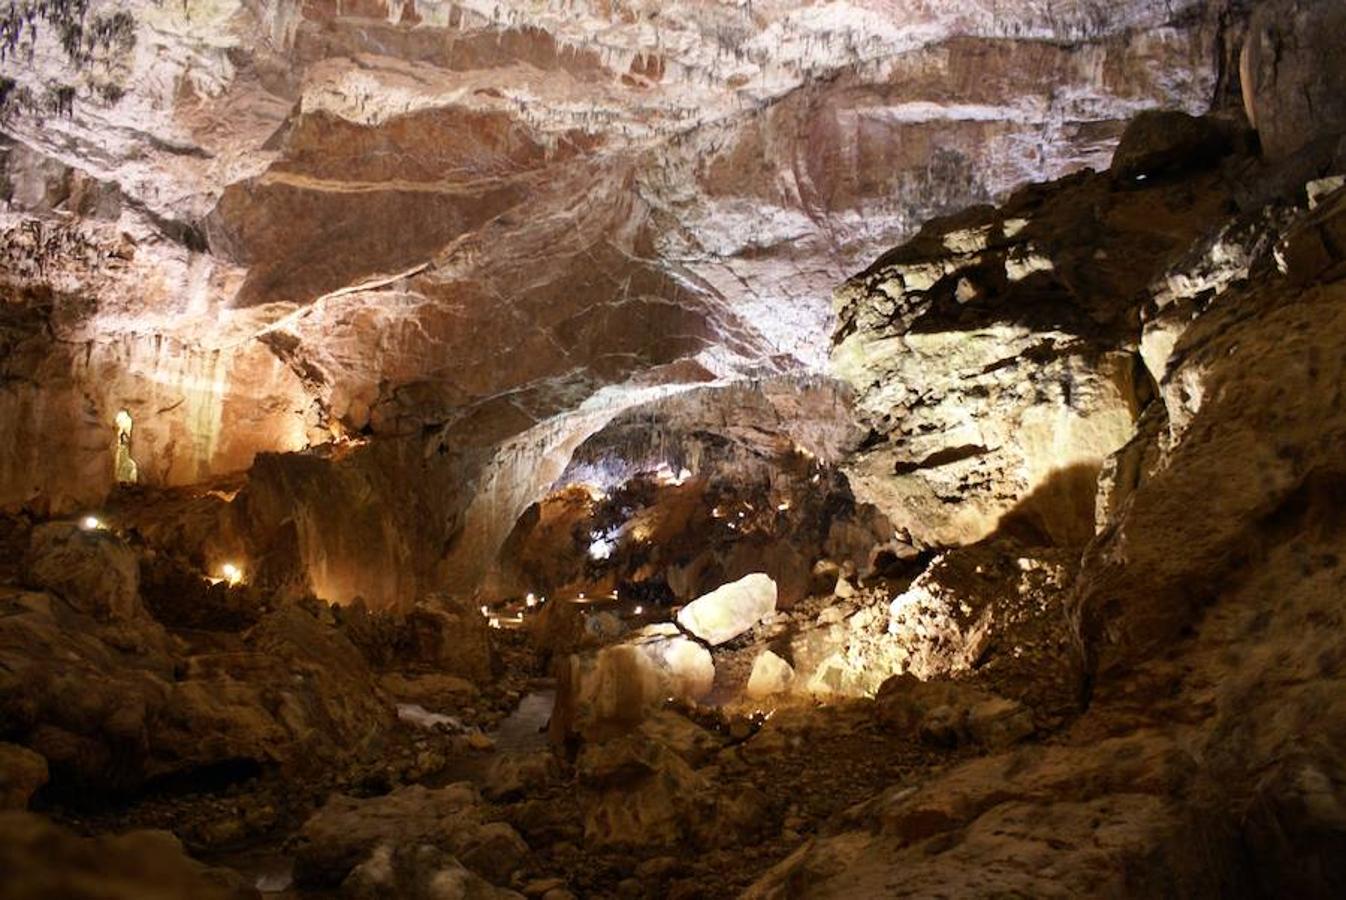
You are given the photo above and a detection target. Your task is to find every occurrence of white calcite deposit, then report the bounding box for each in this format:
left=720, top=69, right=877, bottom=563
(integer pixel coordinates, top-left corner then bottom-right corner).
left=677, top=573, right=778, bottom=646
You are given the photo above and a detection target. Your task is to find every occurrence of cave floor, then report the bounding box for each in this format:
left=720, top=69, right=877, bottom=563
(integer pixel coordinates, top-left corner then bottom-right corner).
left=36, top=630, right=976, bottom=899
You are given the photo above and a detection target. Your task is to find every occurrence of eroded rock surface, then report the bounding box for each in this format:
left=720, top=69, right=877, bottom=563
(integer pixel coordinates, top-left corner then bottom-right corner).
left=0, top=0, right=1234, bottom=600
left=743, top=92, right=1346, bottom=900
left=0, top=811, right=252, bottom=900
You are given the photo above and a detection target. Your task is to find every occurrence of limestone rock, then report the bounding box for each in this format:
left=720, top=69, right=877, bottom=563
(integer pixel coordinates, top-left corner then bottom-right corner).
left=0, top=811, right=252, bottom=899
left=22, top=523, right=142, bottom=622
left=578, top=736, right=709, bottom=849
left=744, top=733, right=1212, bottom=898
left=457, top=822, right=530, bottom=885
left=676, top=574, right=777, bottom=646
left=482, top=752, right=561, bottom=802
left=1241, top=0, right=1346, bottom=159
left=0, top=589, right=174, bottom=794
left=0, top=743, right=48, bottom=809
left=1109, top=109, right=1232, bottom=182
left=633, top=711, right=726, bottom=768
left=0, top=0, right=1228, bottom=598
left=873, top=675, right=1033, bottom=749
left=749, top=105, right=1346, bottom=898
left=745, top=650, right=795, bottom=700
left=551, top=624, right=714, bottom=741
left=832, top=144, right=1240, bottom=549
left=152, top=605, right=392, bottom=782
left=295, top=783, right=501, bottom=888
left=342, top=843, right=523, bottom=900
left=396, top=595, right=496, bottom=683
left=380, top=672, right=479, bottom=709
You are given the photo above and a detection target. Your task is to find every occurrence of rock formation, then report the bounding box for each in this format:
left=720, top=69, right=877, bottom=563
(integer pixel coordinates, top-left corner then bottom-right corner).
left=1, top=0, right=1230, bottom=601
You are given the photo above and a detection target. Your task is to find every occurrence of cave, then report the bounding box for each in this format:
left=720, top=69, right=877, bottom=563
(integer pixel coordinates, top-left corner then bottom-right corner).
left=2, top=0, right=1346, bottom=897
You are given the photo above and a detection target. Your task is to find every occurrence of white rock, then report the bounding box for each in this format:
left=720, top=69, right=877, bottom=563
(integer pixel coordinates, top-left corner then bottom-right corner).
left=1307, top=175, right=1346, bottom=209
left=676, top=573, right=778, bottom=646
left=553, top=624, right=715, bottom=738
left=395, top=704, right=464, bottom=732
left=746, top=651, right=795, bottom=699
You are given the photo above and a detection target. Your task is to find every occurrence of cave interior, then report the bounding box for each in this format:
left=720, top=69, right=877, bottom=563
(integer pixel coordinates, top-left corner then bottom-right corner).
left=2, top=1, right=1346, bottom=898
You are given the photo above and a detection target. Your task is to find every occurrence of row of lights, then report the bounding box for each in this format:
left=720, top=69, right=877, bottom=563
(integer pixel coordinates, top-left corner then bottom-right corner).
left=479, top=592, right=551, bottom=629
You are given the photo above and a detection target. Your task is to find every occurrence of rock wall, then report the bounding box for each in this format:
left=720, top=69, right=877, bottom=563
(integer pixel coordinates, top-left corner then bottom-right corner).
left=830, top=129, right=1238, bottom=548
left=0, top=0, right=1231, bottom=531
left=742, top=17, right=1346, bottom=890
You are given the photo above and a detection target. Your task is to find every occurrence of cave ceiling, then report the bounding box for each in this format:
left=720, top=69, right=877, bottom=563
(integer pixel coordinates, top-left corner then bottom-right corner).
left=1, top=0, right=1223, bottom=518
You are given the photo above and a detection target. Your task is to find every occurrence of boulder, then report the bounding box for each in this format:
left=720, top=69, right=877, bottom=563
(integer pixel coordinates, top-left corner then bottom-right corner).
left=294, top=783, right=488, bottom=887
left=397, top=594, right=496, bottom=683
left=0, top=811, right=252, bottom=899
left=830, top=144, right=1236, bottom=550
left=482, top=751, right=561, bottom=802
left=0, top=743, right=48, bottom=809
left=578, top=736, right=710, bottom=848
left=151, top=605, right=393, bottom=782
left=22, top=523, right=142, bottom=622
left=342, top=842, right=523, bottom=900
left=0, top=589, right=174, bottom=795
left=1108, top=110, right=1231, bottom=182
left=634, top=711, right=725, bottom=767
left=457, top=822, right=530, bottom=884
left=745, top=650, right=795, bottom=700
left=551, top=624, right=714, bottom=741
left=874, top=674, right=1033, bottom=749
left=380, top=672, right=479, bottom=709
left=676, top=573, right=777, bottom=646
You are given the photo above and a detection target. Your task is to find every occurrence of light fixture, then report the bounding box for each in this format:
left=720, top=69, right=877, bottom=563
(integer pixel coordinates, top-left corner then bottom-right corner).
left=80, top=515, right=103, bottom=531
left=525, top=593, right=537, bottom=607
left=633, top=605, right=644, bottom=615
left=220, top=563, right=243, bottom=586
left=480, top=605, right=490, bottom=616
